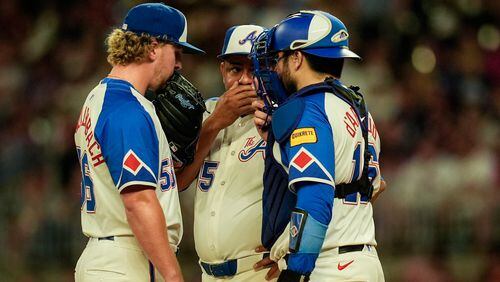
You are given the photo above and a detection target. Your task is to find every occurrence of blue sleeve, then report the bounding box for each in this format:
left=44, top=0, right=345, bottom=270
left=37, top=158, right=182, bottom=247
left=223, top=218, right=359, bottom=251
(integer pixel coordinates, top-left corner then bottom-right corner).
left=296, top=182, right=334, bottom=225
left=98, top=103, right=159, bottom=191
left=285, top=96, right=335, bottom=191
left=287, top=181, right=334, bottom=274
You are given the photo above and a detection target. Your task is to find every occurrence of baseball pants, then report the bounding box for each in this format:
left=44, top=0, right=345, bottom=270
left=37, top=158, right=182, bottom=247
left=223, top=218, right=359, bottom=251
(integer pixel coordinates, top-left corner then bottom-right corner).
left=310, top=245, right=385, bottom=282
left=75, top=236, right=166, bottom=282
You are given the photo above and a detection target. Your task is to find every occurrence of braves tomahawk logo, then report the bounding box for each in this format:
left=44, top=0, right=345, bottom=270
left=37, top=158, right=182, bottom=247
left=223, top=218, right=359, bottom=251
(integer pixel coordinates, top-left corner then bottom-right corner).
left=238, top=136, right=266, bottom=162
left=239, top=30, right=258, bottom=45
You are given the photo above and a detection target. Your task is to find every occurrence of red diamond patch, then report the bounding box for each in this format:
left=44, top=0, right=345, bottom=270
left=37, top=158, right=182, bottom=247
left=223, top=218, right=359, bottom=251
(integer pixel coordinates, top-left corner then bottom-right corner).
left=291, top=226, right=299, bottom=237
left=293, top=151, right=313, bottom=169
left=124, top=151, right=141, bottom=174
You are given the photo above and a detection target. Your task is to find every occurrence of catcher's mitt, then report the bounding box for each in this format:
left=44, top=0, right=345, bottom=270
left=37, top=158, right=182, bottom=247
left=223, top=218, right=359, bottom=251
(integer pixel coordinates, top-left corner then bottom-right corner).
left=150, top=71, right=207, bottom=168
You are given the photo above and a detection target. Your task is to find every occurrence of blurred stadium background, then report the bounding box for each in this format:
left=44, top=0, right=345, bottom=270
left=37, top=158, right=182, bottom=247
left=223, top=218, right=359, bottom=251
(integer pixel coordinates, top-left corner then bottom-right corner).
left=0, top=0, right=498, bottom=281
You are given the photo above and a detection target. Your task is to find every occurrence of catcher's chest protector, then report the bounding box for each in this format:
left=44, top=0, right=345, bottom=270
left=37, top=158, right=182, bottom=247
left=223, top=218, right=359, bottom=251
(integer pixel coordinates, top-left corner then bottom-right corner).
left=261, top=129, right=296, bottom=249
left=261, top=79, right=374, bottom=249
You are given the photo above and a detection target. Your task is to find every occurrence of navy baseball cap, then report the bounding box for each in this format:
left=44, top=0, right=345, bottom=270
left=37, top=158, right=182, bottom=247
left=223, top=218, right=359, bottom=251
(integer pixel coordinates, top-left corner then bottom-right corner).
left=122, top=3, right=205, bottom=54
left=218, top=25, right=266, bottom=59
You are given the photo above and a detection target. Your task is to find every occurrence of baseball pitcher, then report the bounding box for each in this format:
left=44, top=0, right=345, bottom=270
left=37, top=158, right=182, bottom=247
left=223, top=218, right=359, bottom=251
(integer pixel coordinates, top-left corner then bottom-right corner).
left=74, top=3, right=204, bottom=281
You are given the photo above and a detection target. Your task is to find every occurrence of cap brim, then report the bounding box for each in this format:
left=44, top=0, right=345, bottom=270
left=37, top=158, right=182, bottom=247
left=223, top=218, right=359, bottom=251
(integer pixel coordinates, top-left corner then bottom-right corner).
left=303, top=48, right=361, bottom=60
left=217, top=52, right=250, bottom=59
left=177, top=42, right=205, bottom=54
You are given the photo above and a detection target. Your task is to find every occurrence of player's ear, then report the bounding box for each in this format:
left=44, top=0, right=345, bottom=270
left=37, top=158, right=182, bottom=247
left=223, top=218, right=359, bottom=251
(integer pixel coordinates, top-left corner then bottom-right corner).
left=148, top=41, right=160, bottom=62
left=292, top=51, right=303, bottom=71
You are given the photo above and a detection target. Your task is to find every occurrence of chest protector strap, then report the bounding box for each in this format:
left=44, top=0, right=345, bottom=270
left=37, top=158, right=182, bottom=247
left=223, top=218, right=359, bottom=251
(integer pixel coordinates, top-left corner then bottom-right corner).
left=324, top=78, right=374, bottom=201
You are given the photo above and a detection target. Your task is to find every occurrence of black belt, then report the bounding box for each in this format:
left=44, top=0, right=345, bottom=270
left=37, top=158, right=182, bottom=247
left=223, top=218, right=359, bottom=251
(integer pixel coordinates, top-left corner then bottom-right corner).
left=339, top=244, right=366, bottom=254
left=98, top=236, right=115, bottom=241
left=200, top=259, right=237, bottom=277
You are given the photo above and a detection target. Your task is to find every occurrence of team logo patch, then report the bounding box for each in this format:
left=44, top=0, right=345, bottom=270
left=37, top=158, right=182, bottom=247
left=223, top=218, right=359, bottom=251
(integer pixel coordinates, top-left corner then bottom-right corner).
left=123, top=150, right=143, bottom=175
left=290, top=148, right=315, bottom=172
left=290, top=127, right=317, bottom=147
left=331, top=29, right=349, bottom=43
left=239, top=137, right=266, bottom=162
left=239, top=30, right=258, bottom=45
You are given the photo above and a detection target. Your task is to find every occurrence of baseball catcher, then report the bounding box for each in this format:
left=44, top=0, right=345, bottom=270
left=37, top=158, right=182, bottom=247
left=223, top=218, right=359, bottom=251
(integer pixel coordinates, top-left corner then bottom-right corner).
left=150, top=71, right=207, bottom=168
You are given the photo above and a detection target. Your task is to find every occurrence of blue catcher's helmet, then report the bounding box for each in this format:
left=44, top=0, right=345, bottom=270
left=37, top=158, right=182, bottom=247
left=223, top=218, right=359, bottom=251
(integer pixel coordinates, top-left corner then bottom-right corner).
left=272, top=10, right=360, bottom=59
left=251, top=10, right=360, bottom=112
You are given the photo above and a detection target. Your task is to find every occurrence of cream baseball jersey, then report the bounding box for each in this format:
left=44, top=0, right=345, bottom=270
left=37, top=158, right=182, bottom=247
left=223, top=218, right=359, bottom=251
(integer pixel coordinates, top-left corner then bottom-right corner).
left=193, top=98, right=266, bottom=262
left=272, top=90, right=381, bottom=249
left=74, top=78, right=182, bottom=246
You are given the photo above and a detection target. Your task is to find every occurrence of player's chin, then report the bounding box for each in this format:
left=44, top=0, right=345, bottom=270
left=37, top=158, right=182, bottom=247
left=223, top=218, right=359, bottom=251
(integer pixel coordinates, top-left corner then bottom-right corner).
left=151, top=73, right=173, bottom=91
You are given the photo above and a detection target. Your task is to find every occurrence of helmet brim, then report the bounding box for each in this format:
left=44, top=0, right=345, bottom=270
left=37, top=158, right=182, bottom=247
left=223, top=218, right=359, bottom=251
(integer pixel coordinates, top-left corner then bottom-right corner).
left=302, top=48, right=361, bottom=60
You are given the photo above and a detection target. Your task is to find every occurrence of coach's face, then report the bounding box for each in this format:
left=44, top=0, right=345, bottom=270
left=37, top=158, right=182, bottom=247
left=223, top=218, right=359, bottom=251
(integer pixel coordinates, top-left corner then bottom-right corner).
left=219, top=55, right=254, bottom=90
left=150, top=43, right=182, bottom=90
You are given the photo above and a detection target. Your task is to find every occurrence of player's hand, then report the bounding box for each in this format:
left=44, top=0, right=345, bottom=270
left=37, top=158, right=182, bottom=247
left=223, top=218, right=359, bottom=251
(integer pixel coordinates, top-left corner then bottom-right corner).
left=371, top=179, right=387, bottom=204
left=209, top=81, right=257, bottom=130
left=254, top=245, right=280, bottom=280
left=253, top=99, right=271, bottom=141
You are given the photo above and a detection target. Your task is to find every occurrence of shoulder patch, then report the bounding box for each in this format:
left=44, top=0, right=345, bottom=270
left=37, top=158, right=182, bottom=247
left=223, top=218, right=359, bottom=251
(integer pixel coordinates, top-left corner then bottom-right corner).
left=290, top=148, right=315, bottom=172
left=290, top=127, right=317, bottom=147
left=123, top=150, right=143, bottom=175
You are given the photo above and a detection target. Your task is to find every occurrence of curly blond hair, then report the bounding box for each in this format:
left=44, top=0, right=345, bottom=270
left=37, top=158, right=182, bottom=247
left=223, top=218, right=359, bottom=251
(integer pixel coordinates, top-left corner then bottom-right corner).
left=106, top=29, right=160, bottom=66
